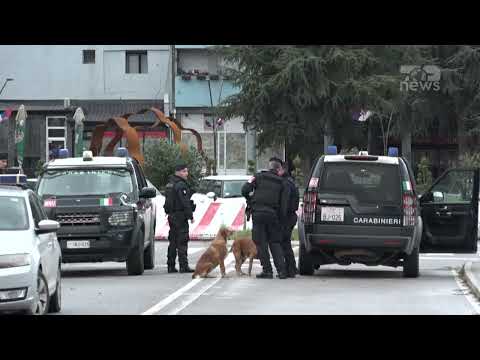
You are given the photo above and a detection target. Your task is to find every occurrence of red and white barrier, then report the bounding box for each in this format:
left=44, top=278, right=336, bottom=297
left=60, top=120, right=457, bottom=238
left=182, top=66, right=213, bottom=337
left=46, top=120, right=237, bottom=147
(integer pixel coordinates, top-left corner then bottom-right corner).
left=154, top=194, right=301, bottom=241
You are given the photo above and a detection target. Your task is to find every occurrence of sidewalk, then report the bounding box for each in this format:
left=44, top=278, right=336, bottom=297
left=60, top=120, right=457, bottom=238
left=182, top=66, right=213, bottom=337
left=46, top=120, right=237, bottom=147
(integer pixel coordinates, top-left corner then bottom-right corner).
left=463, top=261, right=480, bottom=300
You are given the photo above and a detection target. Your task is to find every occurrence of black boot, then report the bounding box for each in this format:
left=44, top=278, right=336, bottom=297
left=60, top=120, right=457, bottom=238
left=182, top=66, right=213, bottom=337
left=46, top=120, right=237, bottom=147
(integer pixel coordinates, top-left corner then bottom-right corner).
left=179, top=266, right=194, bottom=273
left=168, top=266, right=178, bottom=273
left=256, top=271, right=273, bottom=279
left=276, top=272, right=288, bottom=279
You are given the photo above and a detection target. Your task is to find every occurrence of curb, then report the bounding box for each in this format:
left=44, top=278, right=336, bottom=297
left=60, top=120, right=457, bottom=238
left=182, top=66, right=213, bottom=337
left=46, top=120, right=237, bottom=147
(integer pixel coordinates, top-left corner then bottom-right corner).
left=462, top=262, right=480, bottom=300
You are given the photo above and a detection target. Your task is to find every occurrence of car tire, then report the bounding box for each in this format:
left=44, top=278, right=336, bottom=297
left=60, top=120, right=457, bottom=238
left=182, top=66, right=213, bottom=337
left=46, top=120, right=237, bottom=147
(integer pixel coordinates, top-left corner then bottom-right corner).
left=403, top=246, right=419, bottom=278
left=299, top=239, right=314, bottom=276
left=48, top=265, right=62, bottom=313
left=26, top=271, right=50, bottom=315
left=144, top=226, right=156, bottom=270
left=127, top=229, right=145, bottom=276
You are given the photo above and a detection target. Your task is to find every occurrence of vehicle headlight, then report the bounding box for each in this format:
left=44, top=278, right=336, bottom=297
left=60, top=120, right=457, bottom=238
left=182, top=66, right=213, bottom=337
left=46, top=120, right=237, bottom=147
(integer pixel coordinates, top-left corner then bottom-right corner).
left=0, top=254, right=31, bottom=269
left=108, top=211, right=133, bottom=226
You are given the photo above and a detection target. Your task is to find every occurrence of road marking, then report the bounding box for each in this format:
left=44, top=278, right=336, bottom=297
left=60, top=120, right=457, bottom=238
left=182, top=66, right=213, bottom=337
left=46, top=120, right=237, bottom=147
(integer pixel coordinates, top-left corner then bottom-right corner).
left=142, top=253, right=236, bottom=315
left=451, top=269, right=480, bottom=315
left=423, top=253, right=454, bottom=256
left=168, top=253, right=237, bottom=315
left=421, top=257, right=480, bottom=262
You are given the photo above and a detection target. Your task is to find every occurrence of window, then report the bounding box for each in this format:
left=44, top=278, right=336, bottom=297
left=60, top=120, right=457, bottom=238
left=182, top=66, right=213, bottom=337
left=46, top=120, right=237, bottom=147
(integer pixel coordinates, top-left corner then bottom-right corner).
left=126, top=51, right=148, bottom=74
left=0, top=196, right=29, bottom=230
left=46, top=117, right=66, bottom=161
left=83, top=50, right=95, bottom=64
left=37, top=169, right=134, bottom=197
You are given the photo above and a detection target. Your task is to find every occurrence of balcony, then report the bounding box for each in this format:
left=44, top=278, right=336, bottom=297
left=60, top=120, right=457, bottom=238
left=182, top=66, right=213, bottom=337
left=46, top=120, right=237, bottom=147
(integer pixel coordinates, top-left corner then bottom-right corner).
left=175, top=76, right=239, bottom=108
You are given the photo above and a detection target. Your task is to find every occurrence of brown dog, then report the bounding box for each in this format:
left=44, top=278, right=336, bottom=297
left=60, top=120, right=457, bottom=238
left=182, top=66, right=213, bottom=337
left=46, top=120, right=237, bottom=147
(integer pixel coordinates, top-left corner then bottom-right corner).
left=230, top=236, right=258, bottom=276
left=192, top=227, right=234, bottom=279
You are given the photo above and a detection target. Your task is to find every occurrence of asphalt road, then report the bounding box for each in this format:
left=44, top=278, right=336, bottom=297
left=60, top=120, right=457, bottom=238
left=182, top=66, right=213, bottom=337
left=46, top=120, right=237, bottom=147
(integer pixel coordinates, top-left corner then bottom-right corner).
left=57, top=241, right=480, bottom=315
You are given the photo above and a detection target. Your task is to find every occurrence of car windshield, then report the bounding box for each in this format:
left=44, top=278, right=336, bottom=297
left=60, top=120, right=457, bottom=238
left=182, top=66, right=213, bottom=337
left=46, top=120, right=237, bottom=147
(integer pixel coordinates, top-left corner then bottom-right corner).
left=222, top=181, right=246, bottom=198
left=37, top=168, right=134, bottom=197
left=0, top=196, right=29, bottom=230
left=319, top=163, right=401, bottom=205
left=198, top=180, right=223, bottom=197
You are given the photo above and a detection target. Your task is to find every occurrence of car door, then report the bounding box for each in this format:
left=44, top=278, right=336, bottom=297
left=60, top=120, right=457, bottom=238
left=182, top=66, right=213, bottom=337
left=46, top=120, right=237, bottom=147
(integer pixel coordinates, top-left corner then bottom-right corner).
left=419, top=168, right=479, bottom=253
left=132, top=161, right=152, bottom=244
left=29, top=194, right=56, bottom=291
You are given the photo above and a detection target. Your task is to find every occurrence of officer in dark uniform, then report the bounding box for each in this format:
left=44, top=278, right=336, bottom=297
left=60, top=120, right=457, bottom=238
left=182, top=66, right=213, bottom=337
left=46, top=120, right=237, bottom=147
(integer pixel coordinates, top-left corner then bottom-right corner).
left=276, top=159, right=299, bottom=278
left=164, top=163, right=196, bottom=273
left=242, top=159, right=289, bottom=279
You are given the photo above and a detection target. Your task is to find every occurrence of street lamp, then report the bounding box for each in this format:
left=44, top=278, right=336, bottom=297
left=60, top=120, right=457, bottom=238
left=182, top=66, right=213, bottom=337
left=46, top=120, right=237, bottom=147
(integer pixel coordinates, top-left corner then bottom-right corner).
left=0, top=78, right=14, bottom=96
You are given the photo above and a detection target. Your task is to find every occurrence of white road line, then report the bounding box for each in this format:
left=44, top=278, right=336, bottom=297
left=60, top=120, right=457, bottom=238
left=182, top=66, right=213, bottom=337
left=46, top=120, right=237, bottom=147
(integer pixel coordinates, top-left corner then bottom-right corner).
left=451, top=269, right=480, bottom=315
left=421, top=257, right=480, bottom=261
left=141, top=279, right=203, bottom=315
left=167, top=255, right=238, bottom=315
left=142, top=253, right=236, bottom=315
left=423, top=253, right=454, bottom=256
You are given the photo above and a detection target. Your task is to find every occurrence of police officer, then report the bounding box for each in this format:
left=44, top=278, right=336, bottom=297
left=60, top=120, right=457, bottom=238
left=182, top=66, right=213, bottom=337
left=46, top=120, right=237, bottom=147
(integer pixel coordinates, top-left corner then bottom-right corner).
left=242, top=159, right=289, bottom=279
left=164, top=162, right=196, bottom=273
left=276, top=159, right=299, bottom=278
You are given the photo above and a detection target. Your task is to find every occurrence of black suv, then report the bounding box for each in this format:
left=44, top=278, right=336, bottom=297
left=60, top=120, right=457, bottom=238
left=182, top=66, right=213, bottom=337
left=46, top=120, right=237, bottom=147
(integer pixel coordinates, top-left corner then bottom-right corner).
left=299, top=146, right=479, bottom=278
left=36, top=149, right=157, bottom=276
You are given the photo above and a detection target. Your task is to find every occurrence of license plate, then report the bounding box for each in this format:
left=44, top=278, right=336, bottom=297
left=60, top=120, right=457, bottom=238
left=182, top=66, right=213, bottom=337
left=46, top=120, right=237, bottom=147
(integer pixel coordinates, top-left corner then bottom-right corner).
left=321, top=207, right=344, bottom=222
left=66, top=240, right=90, bottom=249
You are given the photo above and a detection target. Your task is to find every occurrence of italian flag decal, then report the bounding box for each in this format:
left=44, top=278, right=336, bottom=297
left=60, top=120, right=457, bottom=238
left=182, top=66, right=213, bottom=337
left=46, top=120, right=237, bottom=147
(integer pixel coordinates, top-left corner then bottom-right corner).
left=100, top=198, right=113, bottom=206
left=402, top=181, right=412, bottom=191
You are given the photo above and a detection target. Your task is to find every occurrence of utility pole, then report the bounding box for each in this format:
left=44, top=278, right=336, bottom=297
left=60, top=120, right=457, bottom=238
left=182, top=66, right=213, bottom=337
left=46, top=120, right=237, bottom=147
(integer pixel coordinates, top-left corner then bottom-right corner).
left=170, top=45, right=176, bottom=144
left=207, top=77, right=218, bottom=175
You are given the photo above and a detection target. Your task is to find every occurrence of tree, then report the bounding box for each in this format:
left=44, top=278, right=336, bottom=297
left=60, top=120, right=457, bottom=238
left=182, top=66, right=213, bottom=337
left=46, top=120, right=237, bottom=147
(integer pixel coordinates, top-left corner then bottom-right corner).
left=218, top=45, right=430, bottom=171
left=143, top=140, right=203, bottom=192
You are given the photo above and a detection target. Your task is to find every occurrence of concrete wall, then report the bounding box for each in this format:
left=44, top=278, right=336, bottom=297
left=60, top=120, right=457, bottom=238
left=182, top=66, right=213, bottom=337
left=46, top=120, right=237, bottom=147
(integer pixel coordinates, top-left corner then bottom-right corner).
left=177, top=49, right=221, bottom=75
left=0, top=45, right=171, bottom=100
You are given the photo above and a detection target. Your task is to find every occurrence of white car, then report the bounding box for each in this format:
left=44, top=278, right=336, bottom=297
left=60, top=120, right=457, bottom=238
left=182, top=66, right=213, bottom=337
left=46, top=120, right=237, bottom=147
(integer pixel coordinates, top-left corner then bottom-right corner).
left=0, top=175, right=62, bottom=315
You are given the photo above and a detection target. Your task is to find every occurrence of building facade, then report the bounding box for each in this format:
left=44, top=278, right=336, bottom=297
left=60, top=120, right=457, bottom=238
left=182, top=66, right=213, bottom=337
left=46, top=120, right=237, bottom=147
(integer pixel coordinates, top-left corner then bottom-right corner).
left=174, top=45, right=283, bottom=175
left=0, top=45, right=172, bottom=176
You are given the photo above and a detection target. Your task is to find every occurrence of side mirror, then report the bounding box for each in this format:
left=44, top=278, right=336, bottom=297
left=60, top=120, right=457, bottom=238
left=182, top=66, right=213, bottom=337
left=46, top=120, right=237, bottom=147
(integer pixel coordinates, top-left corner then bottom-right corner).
left=433, top=191, right=444, bottom=202
left=140, top=187, right=157, bottom=199
left=36, top=220, right=60, bottom=234
left=420, top=191, right=434, bottom=203
left=206, top=192, right=217, bottom=201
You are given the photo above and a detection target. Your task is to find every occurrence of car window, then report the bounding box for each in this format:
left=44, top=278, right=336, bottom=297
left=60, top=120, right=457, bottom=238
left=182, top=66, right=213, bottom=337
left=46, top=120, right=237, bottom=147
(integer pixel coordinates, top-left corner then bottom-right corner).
left=29, top=194, right=45, bottom=227
left=319, top=163, right=401, bottom=205
left=0, top=196, right=29, bottom=230
left=132, top=161, right=147, bottom=190
left=430, top=170, right=474, bottom=204
left=37, top=168, right=134, bottom=196
left=223, top=181, right=247, bottom=198
left=198, top=180, right=222, bottom=197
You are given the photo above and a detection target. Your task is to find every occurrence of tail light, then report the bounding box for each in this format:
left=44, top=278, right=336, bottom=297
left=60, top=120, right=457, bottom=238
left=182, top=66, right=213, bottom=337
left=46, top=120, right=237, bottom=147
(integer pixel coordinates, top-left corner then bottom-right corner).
left=402, top=190, right=416, bottom=227
left=302, top=177, right=319, bottom=224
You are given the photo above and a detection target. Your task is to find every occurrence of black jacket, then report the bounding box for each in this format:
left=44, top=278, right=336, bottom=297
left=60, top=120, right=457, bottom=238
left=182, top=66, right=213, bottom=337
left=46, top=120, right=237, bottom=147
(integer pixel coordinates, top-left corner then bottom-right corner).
left=284, top=175, right=300, bottom=216
left=242, top=170, right=290, bottom=220
left=164, top=175, right=195, bottom=220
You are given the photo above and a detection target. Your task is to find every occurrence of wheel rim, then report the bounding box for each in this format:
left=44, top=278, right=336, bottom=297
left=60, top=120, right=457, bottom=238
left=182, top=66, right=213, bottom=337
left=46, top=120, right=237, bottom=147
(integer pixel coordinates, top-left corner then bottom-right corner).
left=35, top=275, right=48, bottom=315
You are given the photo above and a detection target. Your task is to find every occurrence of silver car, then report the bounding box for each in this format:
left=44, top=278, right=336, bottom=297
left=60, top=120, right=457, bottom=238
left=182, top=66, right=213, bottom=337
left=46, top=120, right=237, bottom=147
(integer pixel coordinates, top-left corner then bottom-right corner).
left=0, top=179, right=62, bottom=315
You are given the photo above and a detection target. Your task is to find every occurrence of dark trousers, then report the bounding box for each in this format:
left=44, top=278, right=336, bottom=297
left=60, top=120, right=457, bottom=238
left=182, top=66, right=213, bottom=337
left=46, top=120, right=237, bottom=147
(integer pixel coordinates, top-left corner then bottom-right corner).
left=167, top=213, right=190, bottom=268
left=252, top=211, right=286, bottom=275
left=282, top=214, right=298, bottom=275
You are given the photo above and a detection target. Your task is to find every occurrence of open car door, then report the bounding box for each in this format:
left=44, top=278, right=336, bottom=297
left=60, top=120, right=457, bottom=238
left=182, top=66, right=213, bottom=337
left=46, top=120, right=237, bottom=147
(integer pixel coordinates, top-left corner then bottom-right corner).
left=419, top=168, right=479, bottom=253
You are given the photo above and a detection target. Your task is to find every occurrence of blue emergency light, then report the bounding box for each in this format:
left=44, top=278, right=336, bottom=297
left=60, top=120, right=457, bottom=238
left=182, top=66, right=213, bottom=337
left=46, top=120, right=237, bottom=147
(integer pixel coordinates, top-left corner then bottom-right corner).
left=116, top=147, right=129, bottom=158
left=59, top=148, right=69, bottom=158
left=326, top=145, right=338, bottom=155
left=0, top=174, right=27, bottom=186
left=388, top=147, right=399, bottom=157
